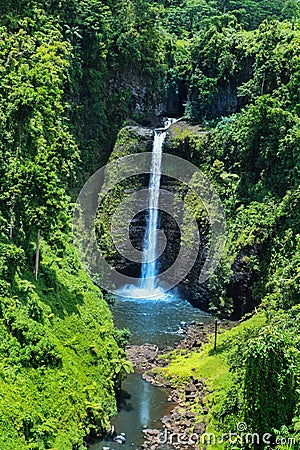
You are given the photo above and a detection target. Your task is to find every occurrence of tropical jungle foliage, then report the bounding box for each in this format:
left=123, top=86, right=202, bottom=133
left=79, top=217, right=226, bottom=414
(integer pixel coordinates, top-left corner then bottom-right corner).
left=160, top=2, right=300, bottom=448
left=0, top=0, right=300, bottom=448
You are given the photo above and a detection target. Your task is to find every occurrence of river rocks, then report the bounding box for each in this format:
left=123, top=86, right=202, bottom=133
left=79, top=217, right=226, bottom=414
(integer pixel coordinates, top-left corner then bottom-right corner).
left=193, top=422, right=206, bottom=434
left=143, top=373, right=168, bottom=388
left=125, top=326, right=211, bottom=376
left=185, top=382, right=197, bottom=393
left=176, top=322, right=209, bottom=350
left=113, top=436, right=126, bottom=444
left=126, top=344, right=159, bottom=371
left=138, top=321, right=225, bottom=450
left=136, top=322, right=213, bottom=390
left=142, top=429, right=161, bottom=436
left=111, top=432, right=127, bottom=445
left=141, top=379, right=207, bottom=450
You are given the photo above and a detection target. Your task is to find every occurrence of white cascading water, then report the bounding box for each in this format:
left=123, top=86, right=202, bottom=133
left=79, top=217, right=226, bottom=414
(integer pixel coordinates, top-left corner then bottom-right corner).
left=118, top=118, right=178, bottom=299
left=139, top=118, right=177, bottom=294
left=140, top=130, right=166, bottom=292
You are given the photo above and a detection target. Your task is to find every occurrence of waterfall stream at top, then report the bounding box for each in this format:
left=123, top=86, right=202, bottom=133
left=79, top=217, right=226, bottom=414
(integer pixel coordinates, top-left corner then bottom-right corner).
left=118, top=118, right=178, bottom=299
left=140, top=119, right=175, bottom=293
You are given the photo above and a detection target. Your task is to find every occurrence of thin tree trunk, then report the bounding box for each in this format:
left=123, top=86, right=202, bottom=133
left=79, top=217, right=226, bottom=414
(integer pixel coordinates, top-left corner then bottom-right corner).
left=214, top=319, right=218, bottom=351
left=9, top=209, right=13, bottom=240
left=17, top=114, right=22, bottom=155
left=34, top=229, right=40, bottom=280
left=261, top=70, right=266, bottom=96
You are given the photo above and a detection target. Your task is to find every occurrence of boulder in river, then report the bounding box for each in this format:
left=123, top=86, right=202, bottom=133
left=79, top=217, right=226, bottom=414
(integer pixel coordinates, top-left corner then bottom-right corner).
left=113, top=433, right=126, bottom=444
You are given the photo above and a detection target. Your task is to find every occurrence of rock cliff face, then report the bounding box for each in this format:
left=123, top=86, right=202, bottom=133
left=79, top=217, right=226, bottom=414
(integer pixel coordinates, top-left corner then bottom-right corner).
left=188, top=63, right=252, bottom=120
left=108, top=70, right=167, bottom=125
left=191, top=81, right=248, bottom=120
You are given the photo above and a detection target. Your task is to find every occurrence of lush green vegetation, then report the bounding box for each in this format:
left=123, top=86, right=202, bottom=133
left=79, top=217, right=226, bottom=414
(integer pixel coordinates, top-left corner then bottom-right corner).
left=0, top=238, right=130, bottom=449
left=159, top=2, right=300, bottom=448
left=157, top=309, right=300, bottom=449
left=0, top=0, right=300, bottom=448
left=155, top=314, right=267, bottom=446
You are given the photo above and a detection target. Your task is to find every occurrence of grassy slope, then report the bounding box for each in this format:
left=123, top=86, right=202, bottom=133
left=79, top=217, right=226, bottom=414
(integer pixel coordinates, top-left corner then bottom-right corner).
left=0, top=240, right=124, bottom=449
left=157, top=313, right=266, bottom=449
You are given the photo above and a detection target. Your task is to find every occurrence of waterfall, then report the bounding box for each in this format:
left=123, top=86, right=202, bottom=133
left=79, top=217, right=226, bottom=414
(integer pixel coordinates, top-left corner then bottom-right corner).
left=117, top=118, right=180, bottom=299
left=140, top=118, right=176, bottom=294
left=140, top=130, right=165, bottom=292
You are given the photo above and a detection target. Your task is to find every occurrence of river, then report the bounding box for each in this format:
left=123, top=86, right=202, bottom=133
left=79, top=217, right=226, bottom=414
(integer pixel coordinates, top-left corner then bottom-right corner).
left=90, top=293, right=211, bottom=450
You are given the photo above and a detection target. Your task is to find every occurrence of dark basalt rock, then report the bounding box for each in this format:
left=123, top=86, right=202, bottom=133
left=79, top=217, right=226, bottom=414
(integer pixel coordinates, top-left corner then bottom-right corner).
left=227, top=245, right=259, bottom=320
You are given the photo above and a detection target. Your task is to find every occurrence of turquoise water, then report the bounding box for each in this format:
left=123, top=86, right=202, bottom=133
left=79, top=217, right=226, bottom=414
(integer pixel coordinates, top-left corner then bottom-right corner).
left=111, top=292, right=211, bottom=347
left=90, top=373, right=170, bottom=450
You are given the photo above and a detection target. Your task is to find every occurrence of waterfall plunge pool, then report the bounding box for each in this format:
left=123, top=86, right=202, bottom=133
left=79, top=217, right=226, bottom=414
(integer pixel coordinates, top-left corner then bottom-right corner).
left=111, top=291, right=211, bottom=347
